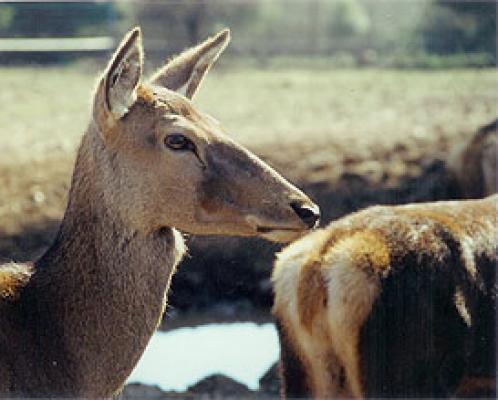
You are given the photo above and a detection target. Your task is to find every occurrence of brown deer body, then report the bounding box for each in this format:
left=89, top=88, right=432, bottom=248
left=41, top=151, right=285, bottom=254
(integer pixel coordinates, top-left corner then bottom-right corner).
left=449, top=119, right=497, bottom=199
left=0, top=28, right=319, bottom=398
left=272, top=195, right=496, bottom=398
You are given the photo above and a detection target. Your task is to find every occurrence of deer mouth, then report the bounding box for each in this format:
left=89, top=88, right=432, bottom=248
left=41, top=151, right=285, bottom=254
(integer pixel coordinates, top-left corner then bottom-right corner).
left=245, top=215, right=314, bottom=242
left=256, top=226, right=301, bottom=234
left=256, top=227, right=307, bottom=243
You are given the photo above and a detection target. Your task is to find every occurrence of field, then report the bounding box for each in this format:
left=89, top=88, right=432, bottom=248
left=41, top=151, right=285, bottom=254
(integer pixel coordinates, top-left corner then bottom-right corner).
left=0, top=65, right=496, bottom=311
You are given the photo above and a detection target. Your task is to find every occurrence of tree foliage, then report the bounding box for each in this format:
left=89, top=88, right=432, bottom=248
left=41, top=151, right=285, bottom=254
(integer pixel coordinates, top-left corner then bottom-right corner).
left=0, top=2, right=119, bottom=37
left=420, top=0, right=496, bottom=60
left=0, top=0, right=494, bottom=67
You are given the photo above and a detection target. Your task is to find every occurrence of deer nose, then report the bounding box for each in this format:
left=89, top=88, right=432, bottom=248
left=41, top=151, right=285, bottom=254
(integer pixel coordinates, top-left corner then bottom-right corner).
left=290, top=201, right=320, bottom=229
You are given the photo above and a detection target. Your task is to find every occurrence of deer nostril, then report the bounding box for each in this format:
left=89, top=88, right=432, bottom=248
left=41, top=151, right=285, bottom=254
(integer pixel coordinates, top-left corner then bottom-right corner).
left=290, top=201, right=320, bottom=229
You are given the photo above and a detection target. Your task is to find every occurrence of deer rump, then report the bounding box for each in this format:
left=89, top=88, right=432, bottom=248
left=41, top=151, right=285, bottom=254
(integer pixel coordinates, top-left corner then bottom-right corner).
left=273, top=195, right=497, bottom=399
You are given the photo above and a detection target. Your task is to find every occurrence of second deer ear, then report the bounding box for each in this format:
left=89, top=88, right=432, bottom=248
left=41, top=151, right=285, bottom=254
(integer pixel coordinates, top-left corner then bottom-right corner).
left=150, top=29, right=230, bottom=99
left=103, top=27, right=144, bottom=119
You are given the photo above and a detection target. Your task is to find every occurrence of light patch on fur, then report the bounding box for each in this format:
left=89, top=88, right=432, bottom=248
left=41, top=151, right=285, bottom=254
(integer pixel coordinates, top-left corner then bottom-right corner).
left=273, top=229, right=386, bottom=398
left=406, top=221, right=431, bottom=244
left=399, top=207, right=482, bottom=278
left=181, top=45, right=223, bottom=99
left=108, top=62, right=139, bottom=118
left=106, top=28, right=143, bottom=119
left=322, top=236, right=383, bottom=398
left=171, top=228, right=187, bottom=265
left=272, top=231, right=349, bottom=398
left=459, top=236, right=478, bottom=279
left=0, top=263, right=32, bottom=299
left=272, top=229, right=325, bottom=321
left=454, top=287, right=472, bottom=327
left=294, top=326, right=344, bottom=398
left=339, top=230, right=390, bottom=273
left=111, top=102, right=132, bottom=119
left=136, top=85, right=156, bottom=105
left=402, top=208, right=464, bottom=236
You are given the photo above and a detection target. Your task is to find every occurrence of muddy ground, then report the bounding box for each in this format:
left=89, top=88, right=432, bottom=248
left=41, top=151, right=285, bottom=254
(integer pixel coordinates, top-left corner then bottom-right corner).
left=122, top=378, right=274, bottom=399
left=121, top=364, right=280, bottom=399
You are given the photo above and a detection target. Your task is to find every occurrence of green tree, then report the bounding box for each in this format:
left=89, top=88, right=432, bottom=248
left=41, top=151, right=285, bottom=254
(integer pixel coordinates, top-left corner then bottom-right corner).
left=329, top=0, right=370, bottom=38
left=0, top=2, right=118, bottom=37
left=131, top=0, right=258, bottom=56
left=420, top=0, right=496, bottom=61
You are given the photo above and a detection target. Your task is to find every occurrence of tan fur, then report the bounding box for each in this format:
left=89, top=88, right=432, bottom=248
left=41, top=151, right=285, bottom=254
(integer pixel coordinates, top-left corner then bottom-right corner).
left=0, top=263, right=32, bottom=299
left=273, top=231, right=343, bottom=398
left=321, top=232, right=390, bottom=397
left=296, top=230, right=389, bottom=334
left=0, top=28, right=318, bottom=398
left=150, top=29, right=230, bottom=99
left=273, top=195, right=497, bottom=399
left=334, top=230, right=391, bottom=273
left=297, top=261, right=328, bottom=333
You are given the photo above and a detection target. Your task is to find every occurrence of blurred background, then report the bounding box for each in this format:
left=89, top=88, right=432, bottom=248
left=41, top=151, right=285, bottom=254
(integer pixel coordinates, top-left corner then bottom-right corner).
left=0, top=0, right=496, bottom=398
left=0, top=0, right=496, bottom=67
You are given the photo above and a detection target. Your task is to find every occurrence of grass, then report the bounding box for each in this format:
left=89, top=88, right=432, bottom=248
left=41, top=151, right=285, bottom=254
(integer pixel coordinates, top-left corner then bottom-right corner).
left=0, top=66, right=495, bottom=161
left=200, top=68, right=496, bottom=147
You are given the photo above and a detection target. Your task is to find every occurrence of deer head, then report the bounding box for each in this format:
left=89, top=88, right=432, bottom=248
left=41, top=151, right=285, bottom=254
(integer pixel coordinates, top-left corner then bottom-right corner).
left=89, top=27, right=319, bottom=243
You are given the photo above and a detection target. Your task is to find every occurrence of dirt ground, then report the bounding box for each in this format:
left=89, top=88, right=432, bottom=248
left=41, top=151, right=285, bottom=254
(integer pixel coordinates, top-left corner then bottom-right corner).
left=0, top=66, right=496, bottom=312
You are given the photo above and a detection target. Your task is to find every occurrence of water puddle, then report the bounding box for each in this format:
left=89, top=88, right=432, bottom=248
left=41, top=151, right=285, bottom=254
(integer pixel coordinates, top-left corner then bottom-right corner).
left=127, top=322, right=279, bottom=391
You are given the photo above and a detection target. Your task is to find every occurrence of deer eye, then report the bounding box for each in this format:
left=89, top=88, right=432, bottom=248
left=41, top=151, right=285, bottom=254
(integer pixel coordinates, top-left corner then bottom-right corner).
left=164, top=134, right=194, bottom=151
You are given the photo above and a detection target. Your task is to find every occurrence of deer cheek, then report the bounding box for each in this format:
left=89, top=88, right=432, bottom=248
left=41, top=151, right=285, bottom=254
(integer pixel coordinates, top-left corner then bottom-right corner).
left=197, top=184, right=245, bottom=228
left=198, top=187, right=227, bottom=216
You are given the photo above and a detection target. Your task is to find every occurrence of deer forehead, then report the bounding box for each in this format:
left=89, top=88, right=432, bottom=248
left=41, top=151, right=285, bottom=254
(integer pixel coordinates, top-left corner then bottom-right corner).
left=134, top=85, right=219, bottom=139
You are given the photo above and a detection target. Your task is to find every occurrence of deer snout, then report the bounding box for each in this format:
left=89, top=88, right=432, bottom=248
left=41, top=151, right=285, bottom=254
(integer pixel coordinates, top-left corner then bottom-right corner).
left=290, top=201, right=320, bottom=229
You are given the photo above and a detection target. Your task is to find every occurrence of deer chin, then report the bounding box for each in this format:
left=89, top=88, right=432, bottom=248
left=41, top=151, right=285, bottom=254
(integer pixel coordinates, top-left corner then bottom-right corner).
left=245, top=215, right=308, bottom=243
left=257, top=228, right=306, bottom=243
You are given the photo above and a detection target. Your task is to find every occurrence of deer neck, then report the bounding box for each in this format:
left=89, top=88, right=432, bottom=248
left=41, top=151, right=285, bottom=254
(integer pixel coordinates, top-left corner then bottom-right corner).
left=21, top=126, right=185, bottom=397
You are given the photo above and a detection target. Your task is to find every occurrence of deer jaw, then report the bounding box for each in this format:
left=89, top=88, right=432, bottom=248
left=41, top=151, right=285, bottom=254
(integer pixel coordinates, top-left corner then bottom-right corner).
left=90, top=28, right=319, bottom=242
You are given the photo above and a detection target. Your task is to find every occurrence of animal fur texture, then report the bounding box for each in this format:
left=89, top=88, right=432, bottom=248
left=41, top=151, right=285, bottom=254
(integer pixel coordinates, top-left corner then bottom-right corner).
left=449, top=119, right=497, bottom=199
left=0, top=27, right=318, bottom=398
left=273, top=195, right=497, bottom=398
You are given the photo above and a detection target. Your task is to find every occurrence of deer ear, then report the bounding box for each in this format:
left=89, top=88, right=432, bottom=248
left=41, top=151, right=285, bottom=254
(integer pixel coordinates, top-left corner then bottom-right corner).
left=150, top=29, right=230, bottom=99
left=103, top=27, right=143, bottom=119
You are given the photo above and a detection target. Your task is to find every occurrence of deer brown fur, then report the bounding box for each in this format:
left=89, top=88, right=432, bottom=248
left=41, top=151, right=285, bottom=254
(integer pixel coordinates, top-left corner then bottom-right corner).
left=272, top=195, right=496, bottom=398
left=0, top=28, right=319, bottom=398
left=449, top=119, right=497, bottom=199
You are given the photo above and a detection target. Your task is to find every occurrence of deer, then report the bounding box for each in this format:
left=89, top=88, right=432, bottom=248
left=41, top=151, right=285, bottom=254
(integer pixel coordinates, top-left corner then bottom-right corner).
left=448, top=119, right=497, bottom=199
left=272, top=194, right=496, bottom=398
left=0, top=27, right=320, bottom=398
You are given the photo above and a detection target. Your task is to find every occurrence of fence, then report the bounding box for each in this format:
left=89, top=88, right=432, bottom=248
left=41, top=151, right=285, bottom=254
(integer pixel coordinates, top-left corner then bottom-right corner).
left=0, top=0, right=495, bottom=67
